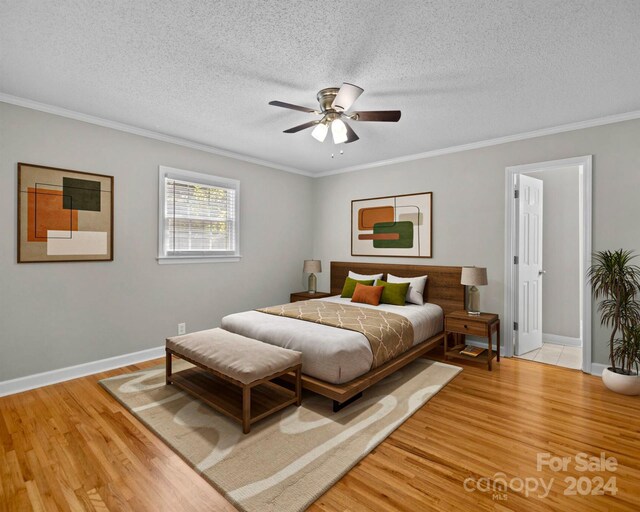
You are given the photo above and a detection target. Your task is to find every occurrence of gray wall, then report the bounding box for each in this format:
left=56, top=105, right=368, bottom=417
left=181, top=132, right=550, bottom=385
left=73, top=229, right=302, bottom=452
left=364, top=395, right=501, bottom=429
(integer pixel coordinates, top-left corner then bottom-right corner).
left=2, top=102, right=639, bottom=378
left=0, top=103, right=314, bottom=381
left=524, top=167, right=581, bottom=340
left=312, top=118, right=640, bottom=366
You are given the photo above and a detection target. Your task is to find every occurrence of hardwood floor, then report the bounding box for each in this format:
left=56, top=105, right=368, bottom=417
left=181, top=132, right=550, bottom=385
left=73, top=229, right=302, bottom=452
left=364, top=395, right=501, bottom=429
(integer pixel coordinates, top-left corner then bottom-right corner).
left=1, top=351, right=639, bottom=511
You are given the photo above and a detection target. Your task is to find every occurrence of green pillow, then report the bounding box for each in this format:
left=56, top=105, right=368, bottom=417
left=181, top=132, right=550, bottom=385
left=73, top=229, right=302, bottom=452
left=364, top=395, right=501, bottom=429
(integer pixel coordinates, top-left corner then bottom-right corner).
left=375, top=279, right=409, bottom=306
left=341, top=277, right=375, bottom=298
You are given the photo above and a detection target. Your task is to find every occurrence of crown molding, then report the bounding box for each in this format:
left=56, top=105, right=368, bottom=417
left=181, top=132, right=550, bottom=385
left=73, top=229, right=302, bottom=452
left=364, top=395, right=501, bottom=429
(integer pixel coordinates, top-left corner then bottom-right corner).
left=4, top=92, right=640, bottom=179
left=315, top=109, right=640, bottom=177
left=0, top=93, right=314, bottom=177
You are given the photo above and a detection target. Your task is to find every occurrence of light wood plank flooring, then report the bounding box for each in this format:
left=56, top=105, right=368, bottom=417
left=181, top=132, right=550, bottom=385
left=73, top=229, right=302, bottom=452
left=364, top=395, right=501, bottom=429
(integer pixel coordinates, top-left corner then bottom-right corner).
left=1, top=351, right=639, bottom=511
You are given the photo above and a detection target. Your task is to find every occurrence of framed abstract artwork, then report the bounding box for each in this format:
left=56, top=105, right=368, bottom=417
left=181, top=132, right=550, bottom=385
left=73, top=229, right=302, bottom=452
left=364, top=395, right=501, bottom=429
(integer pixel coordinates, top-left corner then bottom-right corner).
left=17, top=163, right=114, bottom=263
left=351, top=192, right=432, bottom=258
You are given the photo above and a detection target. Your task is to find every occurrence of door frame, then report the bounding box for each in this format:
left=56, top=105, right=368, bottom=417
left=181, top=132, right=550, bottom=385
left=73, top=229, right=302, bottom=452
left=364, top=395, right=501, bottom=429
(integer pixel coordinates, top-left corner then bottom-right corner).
left=503, top=155, right=592, bottom=372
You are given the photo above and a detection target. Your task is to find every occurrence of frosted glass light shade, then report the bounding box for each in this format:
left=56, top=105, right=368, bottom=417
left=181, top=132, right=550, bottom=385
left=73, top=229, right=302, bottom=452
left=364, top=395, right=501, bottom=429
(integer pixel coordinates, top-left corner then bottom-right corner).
left=331, top=118, right=348, bottom=144
left=311, top=123, right=328, bottom=142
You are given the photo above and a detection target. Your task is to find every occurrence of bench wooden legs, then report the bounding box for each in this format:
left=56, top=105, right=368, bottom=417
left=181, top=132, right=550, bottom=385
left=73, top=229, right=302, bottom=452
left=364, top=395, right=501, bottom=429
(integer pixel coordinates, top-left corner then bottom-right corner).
left=165, top=349, right=302, bottom=434
left=240, top=366, right=300, bottom=433
left=240, top=367, right=300, bottom=433
left=242, top=387, right=251, bottom=434
left=165, top=349, right=172, bottom=385
left=295, top=366, right=302, bottom=406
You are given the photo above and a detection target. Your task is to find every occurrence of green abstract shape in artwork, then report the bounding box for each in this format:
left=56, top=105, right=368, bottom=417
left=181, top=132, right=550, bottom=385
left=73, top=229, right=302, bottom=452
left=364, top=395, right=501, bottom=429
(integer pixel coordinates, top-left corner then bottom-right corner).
left=373, top=221, right=414, bottom=248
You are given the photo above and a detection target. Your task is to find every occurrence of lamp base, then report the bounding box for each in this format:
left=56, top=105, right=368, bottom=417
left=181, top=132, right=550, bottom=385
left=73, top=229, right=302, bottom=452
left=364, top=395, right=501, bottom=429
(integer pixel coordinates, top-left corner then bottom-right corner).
left=308, top=273, right=317, bottom=294
left=467, top=285, right=480, bottom=314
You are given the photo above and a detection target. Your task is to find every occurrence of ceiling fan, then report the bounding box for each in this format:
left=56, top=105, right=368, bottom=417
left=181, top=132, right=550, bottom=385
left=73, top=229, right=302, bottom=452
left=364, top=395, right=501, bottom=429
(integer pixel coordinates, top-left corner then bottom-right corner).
left=269, top=83, right=401, bottom=144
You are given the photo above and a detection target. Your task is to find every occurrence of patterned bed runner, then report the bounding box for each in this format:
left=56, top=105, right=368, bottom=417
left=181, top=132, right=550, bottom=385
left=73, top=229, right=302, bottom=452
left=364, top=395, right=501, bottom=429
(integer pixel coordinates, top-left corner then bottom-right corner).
left=256, top=300, right=414, bottom=369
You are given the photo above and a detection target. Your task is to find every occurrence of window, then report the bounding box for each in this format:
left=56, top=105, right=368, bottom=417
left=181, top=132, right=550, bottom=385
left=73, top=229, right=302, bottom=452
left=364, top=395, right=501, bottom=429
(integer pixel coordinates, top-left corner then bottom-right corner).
left=158, top=166, right=240, bottom=263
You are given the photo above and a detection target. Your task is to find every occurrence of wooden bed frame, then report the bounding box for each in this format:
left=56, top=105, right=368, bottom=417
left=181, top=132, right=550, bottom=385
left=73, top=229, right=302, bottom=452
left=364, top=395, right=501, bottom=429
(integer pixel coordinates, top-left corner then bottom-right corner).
left=295, top=261, right=465, bottom=409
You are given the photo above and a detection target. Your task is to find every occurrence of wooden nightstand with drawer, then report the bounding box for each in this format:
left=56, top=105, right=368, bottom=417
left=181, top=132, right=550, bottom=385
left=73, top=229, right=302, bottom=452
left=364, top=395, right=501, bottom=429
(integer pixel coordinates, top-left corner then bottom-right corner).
left=290, top=291, right=331, bottom=303
left=444, top=311, right=500, bottom=370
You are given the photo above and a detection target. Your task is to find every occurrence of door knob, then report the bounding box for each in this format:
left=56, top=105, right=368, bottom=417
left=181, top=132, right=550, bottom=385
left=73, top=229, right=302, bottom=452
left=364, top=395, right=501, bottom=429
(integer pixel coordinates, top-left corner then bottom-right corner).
left=539, top=270, right=546, bottom=276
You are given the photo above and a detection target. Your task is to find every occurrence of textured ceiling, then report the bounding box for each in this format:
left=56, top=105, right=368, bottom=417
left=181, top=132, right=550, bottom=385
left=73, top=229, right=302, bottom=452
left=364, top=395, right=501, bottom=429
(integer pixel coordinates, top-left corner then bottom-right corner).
left=2, top=1, right=640, bottom=175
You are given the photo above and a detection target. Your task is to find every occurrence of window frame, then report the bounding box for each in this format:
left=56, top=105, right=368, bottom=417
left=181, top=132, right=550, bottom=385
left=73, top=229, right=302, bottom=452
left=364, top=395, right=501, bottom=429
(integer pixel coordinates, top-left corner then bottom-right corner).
left=157, top=166, right=241, bottom=264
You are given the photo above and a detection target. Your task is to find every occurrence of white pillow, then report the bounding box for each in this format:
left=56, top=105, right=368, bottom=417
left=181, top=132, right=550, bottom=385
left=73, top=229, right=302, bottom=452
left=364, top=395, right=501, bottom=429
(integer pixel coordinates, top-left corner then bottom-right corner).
left=349, top=270, right=384, bottom=281
left=387, top=273, right=428, bottom=305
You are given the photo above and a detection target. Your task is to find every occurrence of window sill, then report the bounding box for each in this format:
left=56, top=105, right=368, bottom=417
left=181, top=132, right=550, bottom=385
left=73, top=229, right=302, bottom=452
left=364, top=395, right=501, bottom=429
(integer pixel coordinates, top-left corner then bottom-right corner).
left=157, top=255, right=242, bottom=265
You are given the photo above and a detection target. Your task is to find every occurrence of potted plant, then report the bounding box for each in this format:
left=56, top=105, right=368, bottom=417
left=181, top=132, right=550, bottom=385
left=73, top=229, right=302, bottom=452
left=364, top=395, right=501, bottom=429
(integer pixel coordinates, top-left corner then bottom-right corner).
left=611, top=325, right=640, bottom=395
left=588, top=249, right=640, bottom=395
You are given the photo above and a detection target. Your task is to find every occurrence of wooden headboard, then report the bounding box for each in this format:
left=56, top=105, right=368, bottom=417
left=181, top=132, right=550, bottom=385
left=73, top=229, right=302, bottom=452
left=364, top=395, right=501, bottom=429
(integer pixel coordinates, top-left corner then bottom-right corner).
left=330, top=261, right=465, bottom=315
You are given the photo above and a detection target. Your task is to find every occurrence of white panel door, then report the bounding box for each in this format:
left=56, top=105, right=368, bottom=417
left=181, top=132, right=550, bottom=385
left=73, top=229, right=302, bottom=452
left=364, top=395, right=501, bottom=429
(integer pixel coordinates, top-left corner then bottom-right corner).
left=516, top=175, right=544, bottom=355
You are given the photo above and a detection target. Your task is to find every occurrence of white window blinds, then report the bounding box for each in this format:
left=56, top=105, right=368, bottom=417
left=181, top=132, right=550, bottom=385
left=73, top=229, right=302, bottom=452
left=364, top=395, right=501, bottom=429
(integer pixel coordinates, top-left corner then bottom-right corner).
left=158, top=167, right=240, bottom=261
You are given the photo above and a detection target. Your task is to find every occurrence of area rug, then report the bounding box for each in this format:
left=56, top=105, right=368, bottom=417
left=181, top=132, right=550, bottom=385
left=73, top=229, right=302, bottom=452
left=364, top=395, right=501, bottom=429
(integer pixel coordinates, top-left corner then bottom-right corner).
left=99, top=358, right=461, bottom=512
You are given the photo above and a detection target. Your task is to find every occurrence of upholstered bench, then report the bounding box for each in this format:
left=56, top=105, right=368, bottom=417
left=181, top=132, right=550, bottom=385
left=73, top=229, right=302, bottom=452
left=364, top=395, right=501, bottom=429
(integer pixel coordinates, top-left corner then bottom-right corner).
left=166, top=327, right=302, bottom=433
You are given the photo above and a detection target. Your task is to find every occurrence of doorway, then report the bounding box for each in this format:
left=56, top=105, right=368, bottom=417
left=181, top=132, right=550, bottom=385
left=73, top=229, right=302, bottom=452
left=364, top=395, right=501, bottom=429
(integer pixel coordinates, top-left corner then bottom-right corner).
left=504, top=156, right=592, bottom=372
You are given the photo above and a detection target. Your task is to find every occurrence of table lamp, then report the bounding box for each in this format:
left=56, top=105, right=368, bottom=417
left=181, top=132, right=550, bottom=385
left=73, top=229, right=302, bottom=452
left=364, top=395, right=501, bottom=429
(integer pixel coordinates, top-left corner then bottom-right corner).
left=461, top=266, right=488, bottom=315
left=303, top=260, right=322, bottom=293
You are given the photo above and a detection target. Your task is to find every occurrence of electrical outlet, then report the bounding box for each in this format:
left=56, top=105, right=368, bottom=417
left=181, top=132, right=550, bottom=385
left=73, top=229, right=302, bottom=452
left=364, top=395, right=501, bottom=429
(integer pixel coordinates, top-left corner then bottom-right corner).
left=178, top=323, right=186, bottom=335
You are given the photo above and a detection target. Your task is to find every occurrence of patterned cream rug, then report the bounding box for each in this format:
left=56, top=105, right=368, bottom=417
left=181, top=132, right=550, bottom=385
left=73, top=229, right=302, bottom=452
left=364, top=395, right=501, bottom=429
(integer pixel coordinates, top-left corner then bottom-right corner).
left=100, top=358, right=461, bottom=512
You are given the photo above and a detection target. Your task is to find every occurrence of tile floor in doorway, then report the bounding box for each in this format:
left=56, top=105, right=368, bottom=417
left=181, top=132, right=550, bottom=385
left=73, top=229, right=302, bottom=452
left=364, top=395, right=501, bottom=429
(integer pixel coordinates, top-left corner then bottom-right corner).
left=517, top=343, right=582, bottom=369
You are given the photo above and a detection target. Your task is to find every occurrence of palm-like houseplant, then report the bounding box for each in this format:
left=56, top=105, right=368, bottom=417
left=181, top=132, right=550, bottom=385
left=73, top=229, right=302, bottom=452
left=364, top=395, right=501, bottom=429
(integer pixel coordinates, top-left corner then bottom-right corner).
left=613, top=325, right=640, bottom=376
left=588, top=249, right=640, bottom=394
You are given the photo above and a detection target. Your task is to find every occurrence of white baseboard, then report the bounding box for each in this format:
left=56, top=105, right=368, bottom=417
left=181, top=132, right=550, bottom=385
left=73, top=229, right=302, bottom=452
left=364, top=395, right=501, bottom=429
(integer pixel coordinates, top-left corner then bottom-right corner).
left=543, top=333, right=582, bottom=347
left=0, top=345, right=165, bottom=397
left=467, top=338, right=605, bottom=376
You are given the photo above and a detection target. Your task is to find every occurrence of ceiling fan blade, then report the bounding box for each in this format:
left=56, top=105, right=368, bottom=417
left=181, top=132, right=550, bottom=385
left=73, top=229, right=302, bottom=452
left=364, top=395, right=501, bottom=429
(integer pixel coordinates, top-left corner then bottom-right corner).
left=283, top=120, right=320, bottom=133
left=344, top=121, right=359, bottom=143
left=352, top=110, right=402, bottom=122
left=269, top=100, right=319, bottom=114
left=331, top=83, right=364, bottom=111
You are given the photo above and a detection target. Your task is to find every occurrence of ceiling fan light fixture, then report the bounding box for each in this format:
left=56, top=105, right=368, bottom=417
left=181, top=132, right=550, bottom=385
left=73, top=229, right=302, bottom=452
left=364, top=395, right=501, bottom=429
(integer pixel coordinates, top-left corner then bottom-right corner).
left=269, top=82, right=401, bottom=145
left=311, top=122, right=328, bottom=142
left=331, top=118, right=348, bottom=144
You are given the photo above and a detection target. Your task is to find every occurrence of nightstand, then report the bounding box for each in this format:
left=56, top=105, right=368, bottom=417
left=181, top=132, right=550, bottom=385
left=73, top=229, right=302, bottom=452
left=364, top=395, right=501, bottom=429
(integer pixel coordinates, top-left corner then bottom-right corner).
left=290, top=291, right=331, bottom=303
left=444, top=311, right=500, bottom=370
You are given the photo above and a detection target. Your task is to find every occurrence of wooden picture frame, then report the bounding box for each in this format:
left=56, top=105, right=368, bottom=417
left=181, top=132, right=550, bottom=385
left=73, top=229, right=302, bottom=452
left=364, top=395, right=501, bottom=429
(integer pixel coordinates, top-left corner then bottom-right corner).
left=17, top=163, right=114, bottom=263
left=351, top=192, right=432, bottom=258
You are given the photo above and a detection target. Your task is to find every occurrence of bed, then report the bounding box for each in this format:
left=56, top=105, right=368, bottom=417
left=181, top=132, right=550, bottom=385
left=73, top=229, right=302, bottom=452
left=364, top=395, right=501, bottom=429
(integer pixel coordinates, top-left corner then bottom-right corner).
left=222, top=296, right=443, bottom=384
left=221, top=261, right=465, bottom=408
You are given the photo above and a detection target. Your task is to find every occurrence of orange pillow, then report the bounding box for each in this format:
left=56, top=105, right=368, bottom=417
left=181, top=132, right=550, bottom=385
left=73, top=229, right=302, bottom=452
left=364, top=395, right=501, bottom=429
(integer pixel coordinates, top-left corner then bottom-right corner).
left=351, top=283, right=384, bottom=306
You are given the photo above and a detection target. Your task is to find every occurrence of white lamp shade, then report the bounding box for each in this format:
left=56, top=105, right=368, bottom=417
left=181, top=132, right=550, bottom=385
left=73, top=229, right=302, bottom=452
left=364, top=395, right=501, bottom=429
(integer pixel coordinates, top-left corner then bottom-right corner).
left=303, top=260, right=322, bottom=273
left=461, top=267, right=488, bottom=286
left=311, top=123, right=328, bottom=142
left=331, top=118, right=348, bottom=144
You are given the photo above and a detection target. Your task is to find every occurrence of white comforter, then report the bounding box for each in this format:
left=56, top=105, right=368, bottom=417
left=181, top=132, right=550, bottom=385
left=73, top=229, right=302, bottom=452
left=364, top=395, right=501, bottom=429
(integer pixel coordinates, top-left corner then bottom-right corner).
left=220, top=296, right=443, bottom=384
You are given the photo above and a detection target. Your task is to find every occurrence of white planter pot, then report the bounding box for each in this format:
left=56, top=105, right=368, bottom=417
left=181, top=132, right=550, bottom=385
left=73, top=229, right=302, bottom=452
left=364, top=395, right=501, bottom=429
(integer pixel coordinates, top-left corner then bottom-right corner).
left=602, top=367, right=640, bottom=396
